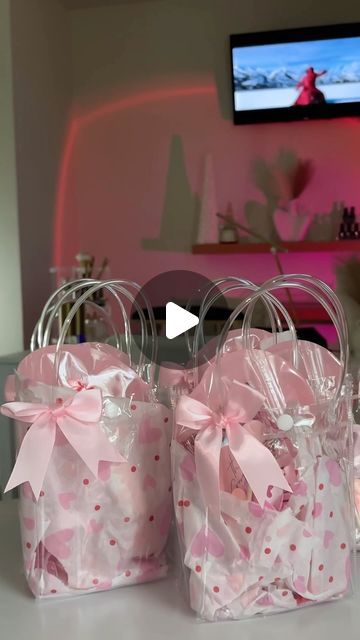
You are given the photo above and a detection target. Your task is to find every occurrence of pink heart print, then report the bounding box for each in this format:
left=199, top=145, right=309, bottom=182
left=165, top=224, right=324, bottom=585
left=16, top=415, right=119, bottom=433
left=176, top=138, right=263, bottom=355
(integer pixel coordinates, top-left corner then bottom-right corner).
left=98, top=461, right=112, bottom=482
left=191, top=526, right=225, bottom=558
left=108, top=373, right=123, bottom=397
left=239, top=545, right=250, bottom=560
left=324, top=530, right=335, bottom=549
left=293, top=480, right=307, bottom=497
left=88, top=519, right=103, bottom=534
left=325, top=459, right=342, bottom=487
left=34, top=542, right=69, bottom=586
left=294, top=575, right=306, bottom=592
left=23, top=517, right=35, bottom=531
left=22, top=482, right=35, bottom=500
left=226, top=573, right=244, bottom=592
left=248, top=502, right=264, bottom=518
left=180, top=454, right=196, bottom=482
left=143, top=474, right=157, bottom=490
left=138, top=417, right=162, bottom=444
left=58, top=492, right=76, bottom=510
left=257, top=593, right=274, bottom=606
left=44, top=529, right=74, bottom=560
left=312, top=502, right=323, bottom=519
left=277, top=522, right=293, bottom=538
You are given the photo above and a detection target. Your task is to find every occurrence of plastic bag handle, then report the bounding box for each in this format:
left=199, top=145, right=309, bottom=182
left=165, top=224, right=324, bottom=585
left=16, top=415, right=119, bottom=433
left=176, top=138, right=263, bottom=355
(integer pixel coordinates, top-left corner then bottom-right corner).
left=31, top=279, right=104, bottom=351
left=34, top=279, right=158, bottom=372
left=42, top=279, right=157, bottom=360
left=50, top=280, right=156, bottom=382
left=49, top=282, right=140, bottom=369
left=268, top=274, right=348, bottom=344
left=192, top=283, right=298, bottom=386
left=196, top=281, right=297, bottom=349
left=185, top=277, right=283, bottom=358
left=242, top=274, right=348, bottom=361
left=217, top=276, right=348, bottom=401
left=42, top=281, right=137, bottom=364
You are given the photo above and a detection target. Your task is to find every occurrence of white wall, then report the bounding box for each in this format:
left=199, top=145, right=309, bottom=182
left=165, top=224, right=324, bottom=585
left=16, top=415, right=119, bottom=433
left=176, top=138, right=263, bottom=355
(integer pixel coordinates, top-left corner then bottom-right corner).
left=10, top=0, right=71, bottom=344
left=62, top=0, right=360, bottom=297
left=0, top=0, right=23, bottom=355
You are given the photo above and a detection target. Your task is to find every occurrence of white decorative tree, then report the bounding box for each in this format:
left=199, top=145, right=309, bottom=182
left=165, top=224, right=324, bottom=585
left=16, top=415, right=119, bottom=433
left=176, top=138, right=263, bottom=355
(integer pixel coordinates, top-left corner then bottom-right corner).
left=197, top=153, right=218, bottom=244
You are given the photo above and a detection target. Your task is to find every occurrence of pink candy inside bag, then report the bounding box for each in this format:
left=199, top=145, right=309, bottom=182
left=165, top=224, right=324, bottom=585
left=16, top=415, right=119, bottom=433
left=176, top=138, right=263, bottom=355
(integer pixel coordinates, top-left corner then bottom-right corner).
left=4, top=343, right=172, bottom=598
left=172, top=347, right=354, bottom=621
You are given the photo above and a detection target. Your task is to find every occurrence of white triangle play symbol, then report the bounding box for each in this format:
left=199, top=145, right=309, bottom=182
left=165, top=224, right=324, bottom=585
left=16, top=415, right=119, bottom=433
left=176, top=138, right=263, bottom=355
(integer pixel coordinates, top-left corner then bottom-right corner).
left=165, top=302, right=199, bottom=340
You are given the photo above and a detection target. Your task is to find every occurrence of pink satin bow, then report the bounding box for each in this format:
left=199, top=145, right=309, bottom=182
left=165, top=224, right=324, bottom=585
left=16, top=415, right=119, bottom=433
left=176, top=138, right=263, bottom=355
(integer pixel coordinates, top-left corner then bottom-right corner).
left=1, top=388, right=125, bottom=499
left=176, top=381, right=291, bottom=515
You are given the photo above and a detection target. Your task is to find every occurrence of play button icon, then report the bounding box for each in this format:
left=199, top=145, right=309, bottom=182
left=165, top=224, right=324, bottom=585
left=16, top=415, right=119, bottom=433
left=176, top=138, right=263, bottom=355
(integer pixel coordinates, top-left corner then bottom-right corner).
left=130, top=270, right=229, bottom=368
left=165, top=302, right=199, bottom=339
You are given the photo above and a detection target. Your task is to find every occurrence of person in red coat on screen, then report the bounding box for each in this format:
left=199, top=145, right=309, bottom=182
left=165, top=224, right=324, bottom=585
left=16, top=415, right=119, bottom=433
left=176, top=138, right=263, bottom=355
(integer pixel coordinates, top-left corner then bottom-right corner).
left=294, top=67, right=327, bottom=105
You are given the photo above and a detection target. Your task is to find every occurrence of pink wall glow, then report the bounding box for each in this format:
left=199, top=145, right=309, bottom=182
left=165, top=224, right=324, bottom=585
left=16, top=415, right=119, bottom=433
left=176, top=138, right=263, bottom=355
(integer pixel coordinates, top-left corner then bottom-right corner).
left=59, top=0, right=360, bottom=307
left=55, top=76, right=360, bottom=295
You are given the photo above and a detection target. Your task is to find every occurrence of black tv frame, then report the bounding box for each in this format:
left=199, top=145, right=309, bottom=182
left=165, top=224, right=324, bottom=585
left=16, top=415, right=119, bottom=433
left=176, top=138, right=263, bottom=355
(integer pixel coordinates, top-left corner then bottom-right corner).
left=230, top=23, right=360, bottom=125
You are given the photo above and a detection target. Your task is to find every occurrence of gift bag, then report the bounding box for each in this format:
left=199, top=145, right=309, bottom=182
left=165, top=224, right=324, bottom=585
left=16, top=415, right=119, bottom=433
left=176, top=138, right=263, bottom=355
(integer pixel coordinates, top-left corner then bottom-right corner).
left=354, top=418, right=360, bottom=548
left=243, top=275, right=359, bottom=551
left=1, top=280, right=172, bottom=598
left=193, top=275, right=359, bottom=552
left=172, top=275, right=354, bottom=621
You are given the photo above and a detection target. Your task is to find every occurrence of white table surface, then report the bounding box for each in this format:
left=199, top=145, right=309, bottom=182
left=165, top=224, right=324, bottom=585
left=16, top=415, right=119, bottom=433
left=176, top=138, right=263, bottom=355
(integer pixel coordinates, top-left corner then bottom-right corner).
left=1, top=500, right=359, bottom=640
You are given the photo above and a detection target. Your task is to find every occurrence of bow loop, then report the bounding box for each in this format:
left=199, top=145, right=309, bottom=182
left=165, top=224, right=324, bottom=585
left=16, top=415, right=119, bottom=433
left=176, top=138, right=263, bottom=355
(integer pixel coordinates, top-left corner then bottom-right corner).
left=61, top=388, right=103, bottom=422
left=224, top=380, right=265, bottom=424
left=175, top=396, right=214, bottom=430
left=1, top=402, right=51, bottom=423
left=1, top=388, right=125, bottom=500
left=176, top=380, right=291, bottom=515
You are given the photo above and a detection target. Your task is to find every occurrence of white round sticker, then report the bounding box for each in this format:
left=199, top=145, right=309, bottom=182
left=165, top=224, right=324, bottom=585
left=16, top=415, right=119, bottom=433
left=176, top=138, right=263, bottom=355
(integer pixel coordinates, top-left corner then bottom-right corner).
left=277, top=414, right=294, bottom=432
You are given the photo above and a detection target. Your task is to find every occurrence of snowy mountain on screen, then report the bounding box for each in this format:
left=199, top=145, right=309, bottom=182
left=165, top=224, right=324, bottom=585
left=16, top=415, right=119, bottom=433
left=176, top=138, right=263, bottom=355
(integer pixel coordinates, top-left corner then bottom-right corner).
left=234, top=62, right=360, bottom=90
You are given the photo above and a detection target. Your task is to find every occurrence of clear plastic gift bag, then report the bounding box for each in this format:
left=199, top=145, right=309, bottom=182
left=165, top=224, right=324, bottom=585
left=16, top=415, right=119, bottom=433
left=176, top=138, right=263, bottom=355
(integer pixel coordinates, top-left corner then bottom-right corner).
left=353, top=386, right=360, bottom=548
left=172, top=275, right=355, bottom=621
left=355, top=433, right=360, bottom=547
left=242, top=275, right=360, bottom=550
left=192, top=275, right=360, bottom=551
left=1, top=280, right=172, bottom=598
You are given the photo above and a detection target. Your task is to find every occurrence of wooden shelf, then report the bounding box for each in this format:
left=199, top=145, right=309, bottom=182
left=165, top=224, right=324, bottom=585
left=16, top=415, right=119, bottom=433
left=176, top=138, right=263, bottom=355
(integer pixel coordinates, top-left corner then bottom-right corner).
left=192, top=240, right=360, bottom=254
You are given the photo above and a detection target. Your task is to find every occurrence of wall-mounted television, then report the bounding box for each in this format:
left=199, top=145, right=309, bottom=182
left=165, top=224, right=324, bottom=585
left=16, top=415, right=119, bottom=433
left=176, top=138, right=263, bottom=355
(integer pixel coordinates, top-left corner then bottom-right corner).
left=230, top=23, right=360, bottom=125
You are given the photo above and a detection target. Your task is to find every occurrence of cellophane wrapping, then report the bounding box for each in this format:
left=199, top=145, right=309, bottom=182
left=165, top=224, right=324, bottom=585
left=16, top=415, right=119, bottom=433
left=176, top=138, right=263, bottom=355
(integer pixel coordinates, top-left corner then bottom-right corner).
left=172, top=345, right=355, bottom=621
left=9, top=343, right=172, bottom=598
left=354, top=424, right=360, bottom=548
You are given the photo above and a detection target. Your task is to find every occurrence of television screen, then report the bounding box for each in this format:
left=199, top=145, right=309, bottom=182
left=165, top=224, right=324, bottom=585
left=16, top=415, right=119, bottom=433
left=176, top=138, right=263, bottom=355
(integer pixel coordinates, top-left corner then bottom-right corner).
left=230, top=24, right=360, bottom=124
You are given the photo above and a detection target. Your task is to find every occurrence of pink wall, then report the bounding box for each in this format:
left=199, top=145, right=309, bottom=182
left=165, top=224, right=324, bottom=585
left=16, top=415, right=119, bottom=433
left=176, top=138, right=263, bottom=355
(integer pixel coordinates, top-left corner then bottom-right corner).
left=58, top=78, right=360, bottom=292
left=57, top=1, right=360, bottom=306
